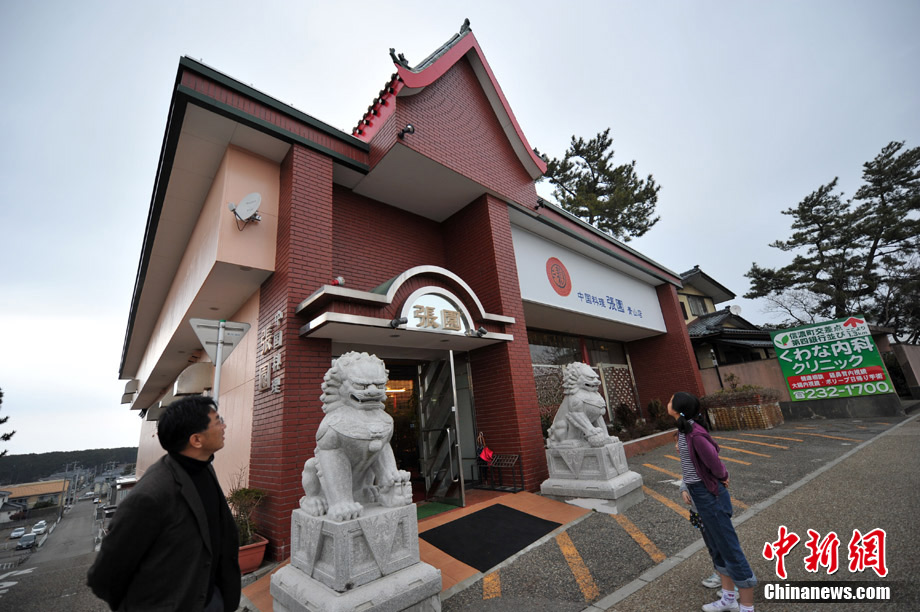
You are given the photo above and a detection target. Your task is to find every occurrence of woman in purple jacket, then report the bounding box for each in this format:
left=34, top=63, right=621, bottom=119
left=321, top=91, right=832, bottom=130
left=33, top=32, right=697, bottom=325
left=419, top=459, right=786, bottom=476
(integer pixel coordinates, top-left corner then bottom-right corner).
left=669, top=391, right=757, bottom=612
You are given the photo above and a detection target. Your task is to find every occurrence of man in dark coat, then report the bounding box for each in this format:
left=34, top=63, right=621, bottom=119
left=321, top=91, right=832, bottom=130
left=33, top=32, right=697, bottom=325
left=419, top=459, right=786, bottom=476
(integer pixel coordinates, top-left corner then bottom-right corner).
left=87, top=395, right=241, bottom=611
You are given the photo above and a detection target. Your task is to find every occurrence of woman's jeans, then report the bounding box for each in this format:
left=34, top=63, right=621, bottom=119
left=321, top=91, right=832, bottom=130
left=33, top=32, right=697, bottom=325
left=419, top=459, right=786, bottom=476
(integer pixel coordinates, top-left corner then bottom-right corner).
left=688, top=481, right=757, bottom=588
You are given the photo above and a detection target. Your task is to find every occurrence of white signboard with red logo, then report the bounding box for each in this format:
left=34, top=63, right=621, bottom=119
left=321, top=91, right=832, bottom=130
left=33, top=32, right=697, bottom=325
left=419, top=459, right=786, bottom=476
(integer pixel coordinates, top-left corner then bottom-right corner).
left=511, top=227, right=666, bottom=332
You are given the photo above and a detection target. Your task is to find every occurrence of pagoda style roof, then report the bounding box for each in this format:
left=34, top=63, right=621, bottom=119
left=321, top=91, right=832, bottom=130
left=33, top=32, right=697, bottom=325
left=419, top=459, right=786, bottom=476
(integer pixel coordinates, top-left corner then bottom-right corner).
left=352, top=19, right=546, bottom=180
left=680, top=265, right=735, bottom=304
left=687, top=307, right=773, bottom=348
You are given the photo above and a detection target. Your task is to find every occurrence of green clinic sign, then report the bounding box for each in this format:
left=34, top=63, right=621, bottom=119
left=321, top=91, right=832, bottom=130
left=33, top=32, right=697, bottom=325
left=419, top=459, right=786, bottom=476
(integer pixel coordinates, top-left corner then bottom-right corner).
left=770, top=315, right=892, bottom=402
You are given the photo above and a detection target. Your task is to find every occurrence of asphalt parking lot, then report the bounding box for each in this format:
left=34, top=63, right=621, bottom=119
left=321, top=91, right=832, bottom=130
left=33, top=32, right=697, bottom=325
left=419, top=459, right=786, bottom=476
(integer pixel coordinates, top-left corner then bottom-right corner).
left=441, top=409, right=919, bottom=611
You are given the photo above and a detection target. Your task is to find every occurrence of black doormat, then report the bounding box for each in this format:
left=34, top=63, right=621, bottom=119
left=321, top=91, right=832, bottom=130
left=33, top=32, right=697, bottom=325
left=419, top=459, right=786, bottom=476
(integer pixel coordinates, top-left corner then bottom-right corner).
left=419, top=503, right=560, bottom=572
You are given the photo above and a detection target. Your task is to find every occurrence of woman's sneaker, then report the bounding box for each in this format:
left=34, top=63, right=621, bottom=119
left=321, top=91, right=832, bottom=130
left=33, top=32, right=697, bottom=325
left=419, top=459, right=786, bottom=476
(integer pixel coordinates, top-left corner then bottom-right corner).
left=701, top=598, right=739, bottom=612
left=701, top=572, right=721, bottom=588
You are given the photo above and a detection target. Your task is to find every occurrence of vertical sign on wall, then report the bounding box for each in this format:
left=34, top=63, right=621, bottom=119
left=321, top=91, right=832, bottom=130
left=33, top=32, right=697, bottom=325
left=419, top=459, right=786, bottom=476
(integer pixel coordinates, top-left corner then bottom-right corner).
left=770, top=315, right=892, bottom=401
left=258, top=310, right=284, bottom=393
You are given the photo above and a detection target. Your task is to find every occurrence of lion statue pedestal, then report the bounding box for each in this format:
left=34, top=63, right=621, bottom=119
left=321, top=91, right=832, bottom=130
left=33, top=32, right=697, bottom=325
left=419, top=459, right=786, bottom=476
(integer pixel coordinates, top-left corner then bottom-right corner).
left=539, top=362, right=644, bottom=514
left=271, top=352, right=441, bottom=612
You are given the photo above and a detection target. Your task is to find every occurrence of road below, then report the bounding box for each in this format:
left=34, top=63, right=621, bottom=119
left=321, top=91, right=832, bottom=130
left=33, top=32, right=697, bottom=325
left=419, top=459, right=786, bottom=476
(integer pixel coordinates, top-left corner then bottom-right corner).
left=0, top=500, right=108, bottom=611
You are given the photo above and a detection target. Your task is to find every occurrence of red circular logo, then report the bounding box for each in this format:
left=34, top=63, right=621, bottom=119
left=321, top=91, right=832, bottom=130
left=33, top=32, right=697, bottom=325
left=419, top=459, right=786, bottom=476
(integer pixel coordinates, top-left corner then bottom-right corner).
left=546, top=257, right=572, bottom=296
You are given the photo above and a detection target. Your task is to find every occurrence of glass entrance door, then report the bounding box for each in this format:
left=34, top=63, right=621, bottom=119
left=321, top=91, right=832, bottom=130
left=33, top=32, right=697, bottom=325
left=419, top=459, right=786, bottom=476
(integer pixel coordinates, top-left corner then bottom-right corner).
left=418, top=351, right=465, bottom=507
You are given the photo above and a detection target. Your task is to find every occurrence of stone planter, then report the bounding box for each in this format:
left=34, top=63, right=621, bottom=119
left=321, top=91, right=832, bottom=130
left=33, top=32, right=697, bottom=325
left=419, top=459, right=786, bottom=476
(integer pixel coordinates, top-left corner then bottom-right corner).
left=705, top=398, right=784, bottom=431
left=239, top=534, right=268, bottom=575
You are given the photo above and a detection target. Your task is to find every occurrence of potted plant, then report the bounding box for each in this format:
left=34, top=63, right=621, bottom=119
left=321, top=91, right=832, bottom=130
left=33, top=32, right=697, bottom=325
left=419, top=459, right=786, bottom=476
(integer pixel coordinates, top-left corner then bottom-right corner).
left=227, top=468, right=268, bottom=574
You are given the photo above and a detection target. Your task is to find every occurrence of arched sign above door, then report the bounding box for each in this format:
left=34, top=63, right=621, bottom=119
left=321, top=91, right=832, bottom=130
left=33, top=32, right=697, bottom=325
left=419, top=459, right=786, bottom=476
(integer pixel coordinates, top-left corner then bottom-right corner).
left=400, top=287, right=474, bottom=336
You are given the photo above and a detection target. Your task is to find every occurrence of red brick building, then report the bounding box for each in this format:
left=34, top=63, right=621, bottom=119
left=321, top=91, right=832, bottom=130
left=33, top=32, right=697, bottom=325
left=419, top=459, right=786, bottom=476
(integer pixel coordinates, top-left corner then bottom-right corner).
left=119, top=23, right=703, bottom=561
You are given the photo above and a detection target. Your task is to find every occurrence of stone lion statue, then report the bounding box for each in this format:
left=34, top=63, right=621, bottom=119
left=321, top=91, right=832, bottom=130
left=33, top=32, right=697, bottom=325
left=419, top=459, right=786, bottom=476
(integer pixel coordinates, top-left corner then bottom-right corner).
left=546, top=362, right=615, bottom=448
left=300, top=352, right=412, bottom=521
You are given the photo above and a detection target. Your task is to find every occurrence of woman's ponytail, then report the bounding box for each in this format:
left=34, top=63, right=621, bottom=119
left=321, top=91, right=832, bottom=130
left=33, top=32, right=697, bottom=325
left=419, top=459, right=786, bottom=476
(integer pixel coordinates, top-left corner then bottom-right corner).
left=672, top=391, right=704, bottom=434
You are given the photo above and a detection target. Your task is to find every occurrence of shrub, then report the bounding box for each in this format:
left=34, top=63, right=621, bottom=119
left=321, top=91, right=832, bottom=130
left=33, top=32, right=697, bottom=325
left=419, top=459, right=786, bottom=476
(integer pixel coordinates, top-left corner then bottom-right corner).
left=227, top=467, right=267, bottom=546
left=883, top=352, right=909, bottom=397
left=701, top=385, right=781, bottom=409
left=613, top=402, right=638, bottom=430
left=646, top=398, right=672, bottom=430
left=540, top=404, right=557, bottom=439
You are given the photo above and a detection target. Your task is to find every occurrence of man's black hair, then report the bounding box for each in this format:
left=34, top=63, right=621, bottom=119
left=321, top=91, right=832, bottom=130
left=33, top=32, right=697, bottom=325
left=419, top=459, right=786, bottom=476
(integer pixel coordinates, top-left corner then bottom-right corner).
left=157, top=395, right=216, bottom=453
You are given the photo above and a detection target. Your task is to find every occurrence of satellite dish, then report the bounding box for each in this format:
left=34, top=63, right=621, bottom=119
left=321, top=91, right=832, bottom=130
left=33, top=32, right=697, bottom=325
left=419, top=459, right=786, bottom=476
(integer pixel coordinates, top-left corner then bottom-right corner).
left=729, top=305, right=742, bottom=315
left=228, top=192, right=262, bottom=222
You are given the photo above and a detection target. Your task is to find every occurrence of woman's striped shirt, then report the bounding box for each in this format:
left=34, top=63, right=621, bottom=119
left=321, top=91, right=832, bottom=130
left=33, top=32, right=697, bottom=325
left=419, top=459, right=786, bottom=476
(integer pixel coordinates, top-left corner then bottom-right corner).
left=677, top=431, right=701, bottom=484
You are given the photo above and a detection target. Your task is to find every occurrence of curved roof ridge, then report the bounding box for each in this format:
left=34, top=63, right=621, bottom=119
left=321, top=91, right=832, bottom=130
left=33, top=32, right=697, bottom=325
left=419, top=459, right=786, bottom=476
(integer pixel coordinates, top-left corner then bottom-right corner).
left=386, top=20, right=547, bottom=179
left=391, top=18, right=472, bottom=73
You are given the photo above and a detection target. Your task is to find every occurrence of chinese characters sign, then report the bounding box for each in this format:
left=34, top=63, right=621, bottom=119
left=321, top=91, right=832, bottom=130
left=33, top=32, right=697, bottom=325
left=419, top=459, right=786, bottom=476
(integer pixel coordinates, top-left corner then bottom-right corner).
left=510, top=226, right=666, bottom=332
left=407, top=293, right=468, bottom=334
left=258, top=310, right=284, bottom=393
left=576, top=291, right=644, bottom=319
left=412, top=305, right=463, bottom=332
left=763, top=525, right=888, bottom=579
left=770, top=316, right=891, bottom=402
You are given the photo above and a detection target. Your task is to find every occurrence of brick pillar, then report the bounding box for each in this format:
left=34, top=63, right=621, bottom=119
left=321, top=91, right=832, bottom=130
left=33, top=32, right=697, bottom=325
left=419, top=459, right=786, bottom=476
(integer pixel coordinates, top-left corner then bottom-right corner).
left=628, top=284, right=705, bottom=410
left=251, top=145, right=333, bottom=561
left=444, top=195, right=547, bottom=489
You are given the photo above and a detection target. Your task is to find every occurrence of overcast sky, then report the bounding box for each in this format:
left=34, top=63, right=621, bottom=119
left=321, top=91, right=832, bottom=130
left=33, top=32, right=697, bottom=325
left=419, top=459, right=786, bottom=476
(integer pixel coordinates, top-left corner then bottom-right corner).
left=1, top=1, right=918, bottom=456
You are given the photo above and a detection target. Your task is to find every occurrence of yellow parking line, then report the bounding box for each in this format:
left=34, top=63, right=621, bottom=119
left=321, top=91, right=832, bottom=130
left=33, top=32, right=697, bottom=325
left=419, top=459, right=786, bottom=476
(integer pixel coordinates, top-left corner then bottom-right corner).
left=714, top=436, right=788, bottom=449
left=612, top=513, right=666, bottom=563
left=643, top=463, right=682, bottom=479
left=737, top=433, right=805, bottom=442
left=873, top=422, right=890, bottom=426
left=794, top=426, right=817, bottom=430
left=643, top=485, right=690, bottom=519
left=482, top=571, right=501, bottom=599
left=556, top=531, right=600, bottom=601
left=719, top=445, right=771, bottom=458
left=854, top=425, right=869, bottom=430
left=796, top=432, right=861, bottom=442
left=665, top=453, right=751, bottom=466
left=730, top=497, right=749, bottom=509
left=646, top=469, right=751, bottom=512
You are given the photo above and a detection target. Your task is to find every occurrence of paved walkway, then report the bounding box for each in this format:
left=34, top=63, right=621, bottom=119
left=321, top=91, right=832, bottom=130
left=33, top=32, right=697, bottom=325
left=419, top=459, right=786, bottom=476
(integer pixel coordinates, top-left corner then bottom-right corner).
left=593, top=411, right=920, bottom=612
left=240, top=405, right=919, bottom=611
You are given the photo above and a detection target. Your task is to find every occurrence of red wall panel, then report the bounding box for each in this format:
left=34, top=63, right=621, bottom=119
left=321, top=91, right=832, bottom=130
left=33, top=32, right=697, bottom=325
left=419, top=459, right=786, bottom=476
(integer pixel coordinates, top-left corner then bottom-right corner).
left=627, top=284, right=705, bottom=414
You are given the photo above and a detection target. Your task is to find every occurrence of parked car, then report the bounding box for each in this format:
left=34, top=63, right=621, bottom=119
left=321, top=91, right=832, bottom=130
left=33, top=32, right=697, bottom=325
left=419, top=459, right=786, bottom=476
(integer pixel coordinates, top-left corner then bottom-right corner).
left=16, top=533, right=36, bottom=550
left=9, top=527, right=26, bottom=539
left=31, top=520, right=47, bottom=535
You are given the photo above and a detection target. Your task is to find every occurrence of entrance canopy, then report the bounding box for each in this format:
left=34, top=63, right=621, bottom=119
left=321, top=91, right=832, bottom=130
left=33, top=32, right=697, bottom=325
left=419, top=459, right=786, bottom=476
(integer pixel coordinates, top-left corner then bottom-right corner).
left=297, top=265, right=513, bottom=358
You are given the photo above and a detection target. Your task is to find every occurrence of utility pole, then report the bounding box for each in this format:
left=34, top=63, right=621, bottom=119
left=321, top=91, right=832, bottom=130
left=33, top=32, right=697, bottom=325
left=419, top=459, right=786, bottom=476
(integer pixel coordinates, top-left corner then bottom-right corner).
left=60, top=462, right=73, bottom=518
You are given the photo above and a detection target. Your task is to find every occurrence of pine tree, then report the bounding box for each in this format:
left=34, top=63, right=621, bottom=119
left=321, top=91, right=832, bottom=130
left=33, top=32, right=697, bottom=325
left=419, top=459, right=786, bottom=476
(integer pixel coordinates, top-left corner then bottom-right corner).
left=540, top=129, right=660, bottom=242
left=746, top=141, right=920, bottom=341
left=0, top=388, right=14, bottom=457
